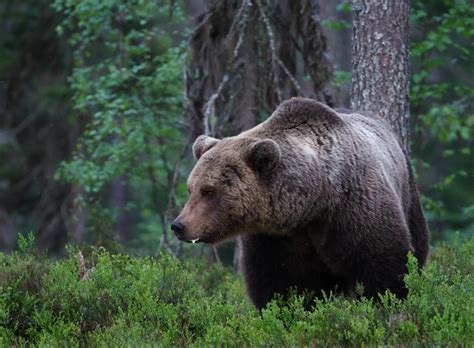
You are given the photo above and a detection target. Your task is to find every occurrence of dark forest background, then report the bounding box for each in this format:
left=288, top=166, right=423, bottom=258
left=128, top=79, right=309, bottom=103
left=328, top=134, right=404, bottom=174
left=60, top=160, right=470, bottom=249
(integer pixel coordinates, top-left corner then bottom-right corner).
left=0, top=0, right=473, bottom=260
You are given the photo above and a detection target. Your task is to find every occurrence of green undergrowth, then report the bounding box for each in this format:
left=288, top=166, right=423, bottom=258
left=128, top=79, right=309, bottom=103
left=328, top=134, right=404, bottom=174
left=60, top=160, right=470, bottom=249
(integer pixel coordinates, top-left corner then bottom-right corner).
left=0, top=235, right=473, bottom=346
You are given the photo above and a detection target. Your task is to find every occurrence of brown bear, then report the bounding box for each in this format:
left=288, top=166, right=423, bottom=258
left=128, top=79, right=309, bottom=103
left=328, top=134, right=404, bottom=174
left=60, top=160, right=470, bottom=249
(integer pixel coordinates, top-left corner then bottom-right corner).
left=172, top=98, right=429, bottom=309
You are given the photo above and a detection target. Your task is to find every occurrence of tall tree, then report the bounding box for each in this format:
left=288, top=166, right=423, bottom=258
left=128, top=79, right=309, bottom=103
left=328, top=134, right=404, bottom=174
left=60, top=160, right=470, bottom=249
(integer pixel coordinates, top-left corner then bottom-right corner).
left=350, top=0, right=430, bottom=257
left=351, top=0, right=410, bottom=150
left=185, top=0, right=332, bottom=141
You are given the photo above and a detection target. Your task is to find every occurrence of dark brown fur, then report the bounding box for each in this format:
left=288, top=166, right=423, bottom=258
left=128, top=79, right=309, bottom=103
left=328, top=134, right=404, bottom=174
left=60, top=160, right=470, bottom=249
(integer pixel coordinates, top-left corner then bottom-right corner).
left=173, top=98, right=430, bottom=309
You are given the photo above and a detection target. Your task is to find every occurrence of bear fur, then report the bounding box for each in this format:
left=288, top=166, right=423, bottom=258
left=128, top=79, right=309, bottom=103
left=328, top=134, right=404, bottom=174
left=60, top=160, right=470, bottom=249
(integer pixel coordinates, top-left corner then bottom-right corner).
left=173, top=97, right=429, bottom=309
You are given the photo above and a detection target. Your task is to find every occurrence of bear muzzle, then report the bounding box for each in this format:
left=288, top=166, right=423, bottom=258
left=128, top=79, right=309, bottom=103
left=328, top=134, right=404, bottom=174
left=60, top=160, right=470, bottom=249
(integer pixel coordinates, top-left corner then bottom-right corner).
left=170, top=219, right=203, bottom=244
left=170, top=220, right=186, bottom=240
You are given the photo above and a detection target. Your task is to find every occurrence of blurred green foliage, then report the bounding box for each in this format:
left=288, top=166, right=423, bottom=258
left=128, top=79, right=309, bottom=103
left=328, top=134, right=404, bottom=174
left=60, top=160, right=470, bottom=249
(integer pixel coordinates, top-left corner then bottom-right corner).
left=0, top=234, right=472, bottom=346
left=322, top=1, right=352, bottom=33
left=411, top=0, right=474, bottom=239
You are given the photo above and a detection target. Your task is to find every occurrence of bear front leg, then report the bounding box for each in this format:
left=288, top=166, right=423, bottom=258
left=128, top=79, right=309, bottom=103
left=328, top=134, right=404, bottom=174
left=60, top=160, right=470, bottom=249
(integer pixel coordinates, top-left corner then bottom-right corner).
left=327, top=187, right=417, bottom=299
left=240, top=234, right=297, bottom=309
left=240, top=234, right=342, bottom=309
left=344, top=244, right=411, bottom=299
left=318, top=222, right=413, bottom=299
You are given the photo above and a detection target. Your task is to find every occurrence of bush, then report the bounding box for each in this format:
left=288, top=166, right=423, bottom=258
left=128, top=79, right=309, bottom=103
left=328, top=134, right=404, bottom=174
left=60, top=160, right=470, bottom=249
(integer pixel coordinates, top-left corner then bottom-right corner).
left=0, top=235, right=473, bottom=346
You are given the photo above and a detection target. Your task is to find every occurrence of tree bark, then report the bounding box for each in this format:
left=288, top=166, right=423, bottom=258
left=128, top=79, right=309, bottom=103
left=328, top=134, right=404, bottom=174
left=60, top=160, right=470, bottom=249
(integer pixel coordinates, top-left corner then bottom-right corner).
left=350, top=0, right=410, bottom=151
left=185, top=0, right=332, bottom=141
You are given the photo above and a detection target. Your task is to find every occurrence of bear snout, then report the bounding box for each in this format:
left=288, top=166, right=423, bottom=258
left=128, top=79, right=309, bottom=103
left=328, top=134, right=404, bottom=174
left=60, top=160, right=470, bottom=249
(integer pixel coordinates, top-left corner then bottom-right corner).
left=170, top=220, right=186, bottom=240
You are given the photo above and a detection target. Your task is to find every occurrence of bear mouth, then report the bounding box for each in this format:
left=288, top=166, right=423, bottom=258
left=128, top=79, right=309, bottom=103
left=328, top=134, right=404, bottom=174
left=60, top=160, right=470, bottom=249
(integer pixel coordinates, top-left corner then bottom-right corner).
left=181, top=229, right=227, bottom=245
left=184, top=233, right=218, bottom=244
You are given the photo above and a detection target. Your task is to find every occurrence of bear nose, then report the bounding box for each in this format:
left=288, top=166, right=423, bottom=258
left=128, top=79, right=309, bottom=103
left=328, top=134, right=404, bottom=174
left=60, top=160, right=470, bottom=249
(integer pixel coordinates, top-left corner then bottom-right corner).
left=171, top=221, right=186, bottom=239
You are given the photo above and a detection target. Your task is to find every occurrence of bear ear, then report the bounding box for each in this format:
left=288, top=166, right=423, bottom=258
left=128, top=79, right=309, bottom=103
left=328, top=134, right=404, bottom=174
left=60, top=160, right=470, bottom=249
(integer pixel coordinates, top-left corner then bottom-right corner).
left=245, top=139, right=281, bottom=173
left=193, top=135, right=220, bottom=160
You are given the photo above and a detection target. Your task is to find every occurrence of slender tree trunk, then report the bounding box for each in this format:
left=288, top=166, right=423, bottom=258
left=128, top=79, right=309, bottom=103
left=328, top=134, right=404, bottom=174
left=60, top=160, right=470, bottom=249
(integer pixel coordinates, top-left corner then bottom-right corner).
left=110, top=176, right=133, bottom=243
left=350, top=0, right=410, bottom=150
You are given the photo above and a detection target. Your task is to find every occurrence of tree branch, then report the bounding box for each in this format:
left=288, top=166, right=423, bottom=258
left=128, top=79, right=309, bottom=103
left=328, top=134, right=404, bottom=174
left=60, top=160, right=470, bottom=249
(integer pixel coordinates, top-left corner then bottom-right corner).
left=155, top=141, right=191, bottom=258
left=202, top=0, right=253, bottom=136
left=276, top=56, right=306, bottom=97
left=255, top=0, right=284, bottom=103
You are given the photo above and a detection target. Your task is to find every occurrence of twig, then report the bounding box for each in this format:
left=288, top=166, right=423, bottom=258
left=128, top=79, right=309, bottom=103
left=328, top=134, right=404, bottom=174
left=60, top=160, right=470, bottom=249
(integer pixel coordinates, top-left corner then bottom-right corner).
left=189, top=13, right=211, bottom=41
left=255, top=0, right=284, bottom=103
left=159, top=146, right=173, bottom=184
left=165, top=141, right=190, bottom=222
left=144, top=131, right=189, bottom=258
left=229, top=0, right=252, bottom=60
left=157, top=233, right=177, bottom=258
left=276, top=56, right=307, bottom=97
left=202, top=0, right=252, bottom=135
left=212, top=246, right=221, bottom=264
left=158, top=211, right=169, bottom=245
left=144, top=134, right=165, bottom=235
left=155, top=141, right=190, bottom=257
left=265, top=10, right=308, bottom=91
left=203, top=75, right=228, bottom=135
left=78, top=250, right=92, bottom=280
left=233, top=236, right=243, bottom=272
left=13, top=111, right=40, bottom=136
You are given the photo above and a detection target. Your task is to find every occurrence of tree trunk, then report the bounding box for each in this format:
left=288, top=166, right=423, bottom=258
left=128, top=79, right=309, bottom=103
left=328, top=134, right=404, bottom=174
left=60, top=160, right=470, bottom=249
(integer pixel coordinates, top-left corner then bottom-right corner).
left=109, top=176, right=133, bottom=243
left=185, top=0, right=332, bottom=141
left=350, top=0, right=410, bottom=151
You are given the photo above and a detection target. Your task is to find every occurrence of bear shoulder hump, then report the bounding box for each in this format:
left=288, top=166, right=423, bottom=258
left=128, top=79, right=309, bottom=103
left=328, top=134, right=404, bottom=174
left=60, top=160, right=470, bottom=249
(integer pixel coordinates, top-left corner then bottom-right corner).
left=269, top=97, right=344, bottom=129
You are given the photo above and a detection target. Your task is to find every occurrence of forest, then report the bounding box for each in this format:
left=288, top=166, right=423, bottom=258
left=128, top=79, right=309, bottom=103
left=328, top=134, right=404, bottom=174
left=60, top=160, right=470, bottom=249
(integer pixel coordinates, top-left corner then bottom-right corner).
left=0, top=0, right=473, bottom=346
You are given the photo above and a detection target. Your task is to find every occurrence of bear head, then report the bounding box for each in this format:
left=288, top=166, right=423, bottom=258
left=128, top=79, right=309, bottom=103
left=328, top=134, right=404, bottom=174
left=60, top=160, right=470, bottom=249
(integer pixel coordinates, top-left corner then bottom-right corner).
left=171, top=134, right=281, bottom=244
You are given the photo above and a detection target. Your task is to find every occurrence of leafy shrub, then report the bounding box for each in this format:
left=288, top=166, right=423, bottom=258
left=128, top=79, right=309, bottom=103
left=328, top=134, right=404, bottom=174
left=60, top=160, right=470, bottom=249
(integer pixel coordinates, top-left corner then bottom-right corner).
left=411, top=0, right=474, bottom=238
left=1, top=235, right=473, bottom=346
left=52, top=0, right=189, bottom=251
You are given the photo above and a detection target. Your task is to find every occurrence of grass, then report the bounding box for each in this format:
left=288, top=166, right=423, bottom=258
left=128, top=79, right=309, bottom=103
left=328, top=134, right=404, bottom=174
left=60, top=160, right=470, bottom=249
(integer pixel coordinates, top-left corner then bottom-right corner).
left=0, top=234, right=473, bottom=346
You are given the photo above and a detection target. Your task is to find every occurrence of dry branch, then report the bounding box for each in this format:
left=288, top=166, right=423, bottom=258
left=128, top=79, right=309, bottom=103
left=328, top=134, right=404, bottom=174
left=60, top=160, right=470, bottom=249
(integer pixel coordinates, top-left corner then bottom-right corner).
left=78, top=250, right=92, bottom=280
left=276, top=56, right=307, bottom=97
left=155, top=141, right=191, bottom=258
left=202, top=0, right=253, bottom=136
left=203, top=75, right=229, bottom=136
left=255, top=0, right=284, bottom=103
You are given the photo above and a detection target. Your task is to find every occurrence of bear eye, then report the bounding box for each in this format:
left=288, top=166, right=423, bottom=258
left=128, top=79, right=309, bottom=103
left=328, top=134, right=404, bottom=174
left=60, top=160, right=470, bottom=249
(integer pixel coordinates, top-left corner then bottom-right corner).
left=200, top=187, right=215, bottom=198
